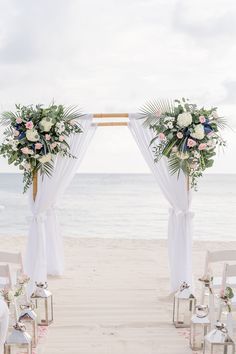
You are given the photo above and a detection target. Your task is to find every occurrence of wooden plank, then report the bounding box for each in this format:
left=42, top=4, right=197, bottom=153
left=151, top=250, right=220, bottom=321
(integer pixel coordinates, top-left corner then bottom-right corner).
left=97, top=122, right=128, bottom=127
left=93, top=113, right=129, bottom=118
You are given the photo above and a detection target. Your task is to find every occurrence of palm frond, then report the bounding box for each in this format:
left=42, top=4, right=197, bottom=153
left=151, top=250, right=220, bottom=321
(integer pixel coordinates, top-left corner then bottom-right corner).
left=62, top=105, right=84, bottom=122
left=139, top=99, right=175, bottom=128
left=0, top=111, right=18, bottom=126
left=214, top=116, right=229, bottom=130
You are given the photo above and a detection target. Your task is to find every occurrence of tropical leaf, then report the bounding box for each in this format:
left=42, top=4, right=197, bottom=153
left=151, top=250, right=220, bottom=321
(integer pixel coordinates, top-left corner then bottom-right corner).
left=139, top=99, right=175, bottom=128
left=0, top=111, right=18, bottom=126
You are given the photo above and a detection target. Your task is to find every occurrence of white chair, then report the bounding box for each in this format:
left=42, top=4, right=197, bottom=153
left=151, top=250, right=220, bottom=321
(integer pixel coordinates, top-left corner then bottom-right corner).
left=0, top=252, right=24, bottom=285
left=201, top=250, right=236, bottom=304
left=0, top=264, right=12, bottom=289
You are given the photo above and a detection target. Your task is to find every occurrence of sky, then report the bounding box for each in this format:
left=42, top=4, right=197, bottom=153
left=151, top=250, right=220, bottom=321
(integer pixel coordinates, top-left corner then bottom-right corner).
left=0, top=0, right=236, bottom=173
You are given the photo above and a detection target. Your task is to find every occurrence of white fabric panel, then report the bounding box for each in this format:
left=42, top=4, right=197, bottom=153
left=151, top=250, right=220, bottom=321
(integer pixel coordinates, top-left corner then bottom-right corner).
left=25, top=115, right=96, bottom=293
left=128, top=113, right=193, bottom=292
left=0, top=298, right=9, bottom=354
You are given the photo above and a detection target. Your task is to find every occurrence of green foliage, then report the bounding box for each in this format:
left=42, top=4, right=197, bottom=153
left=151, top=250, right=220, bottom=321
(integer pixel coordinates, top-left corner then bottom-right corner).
left=140, top=98, right=228, bottom=190
left=0, top=103, right=84, bottom=193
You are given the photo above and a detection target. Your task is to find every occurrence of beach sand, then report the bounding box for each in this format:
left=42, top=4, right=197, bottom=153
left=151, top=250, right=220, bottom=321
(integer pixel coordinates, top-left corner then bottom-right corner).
left=1, top=236, right=236, bottom=354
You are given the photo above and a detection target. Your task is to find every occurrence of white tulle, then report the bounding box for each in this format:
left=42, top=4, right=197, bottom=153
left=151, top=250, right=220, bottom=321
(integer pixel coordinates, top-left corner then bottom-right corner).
left=129, top=114, right=193, bottom=292
left=25, top=115, right=96, bottom=293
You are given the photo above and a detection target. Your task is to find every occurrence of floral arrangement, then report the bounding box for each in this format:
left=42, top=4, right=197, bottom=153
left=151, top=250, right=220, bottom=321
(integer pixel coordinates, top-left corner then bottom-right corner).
left=198, top=273, right=214, bottom=294
left=0, top=275, right=30, bottom=304
left=0, top=104, right=83, bottom=192
left=220, top=286, right=234, bottom=312
left=140, top=98, right=227, bottom=189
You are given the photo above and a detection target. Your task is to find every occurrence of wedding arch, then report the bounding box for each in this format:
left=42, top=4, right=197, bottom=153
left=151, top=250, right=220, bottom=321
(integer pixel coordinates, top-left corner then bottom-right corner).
left=25, top=113, right=193, bottom=294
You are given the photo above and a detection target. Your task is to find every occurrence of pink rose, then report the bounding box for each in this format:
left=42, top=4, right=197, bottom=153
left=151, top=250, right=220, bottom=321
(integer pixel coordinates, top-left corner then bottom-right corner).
left=21, top=147, right=29, bottom=154
left=45, top=134, right=51, bottom=141
left=50, top=142, right=57, bottom=149
left=16, top=117, right=22, bottom=124
left=155, top=110, right=161, bottom=118
left=59, top=136, right=65, bottom=142
left=198, top=143, right=207, bottom=151
left=158, top=133, right=166, bottom=141
left=187, top=138, right=197, bottom=148
left=14, top=130, right=19, bottom=137
left=25, top=121, right=34, bottom=129
left=199, top=115, right=206, bottom=124
left=177, top=132, right=183, bottom=139
left=35, top=143, right=43, bottom=150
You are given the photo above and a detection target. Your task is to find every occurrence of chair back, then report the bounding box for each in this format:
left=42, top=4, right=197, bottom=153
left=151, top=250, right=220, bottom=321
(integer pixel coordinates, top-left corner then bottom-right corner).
left=0, top=264, right=12, bottom=288
left=221, top=263, right=236, bottom=289
left=0, top=251, right=23, bottom=270
left=203, top=250, right=236, bottom=277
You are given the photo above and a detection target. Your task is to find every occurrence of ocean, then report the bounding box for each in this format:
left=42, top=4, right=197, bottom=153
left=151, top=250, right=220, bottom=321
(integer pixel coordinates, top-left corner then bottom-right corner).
left=0, top=173, right=235, bottom=240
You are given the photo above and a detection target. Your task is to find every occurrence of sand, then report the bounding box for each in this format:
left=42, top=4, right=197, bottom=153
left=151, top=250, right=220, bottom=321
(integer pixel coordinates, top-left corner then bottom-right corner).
left=1, top=236, right=236, bottom=354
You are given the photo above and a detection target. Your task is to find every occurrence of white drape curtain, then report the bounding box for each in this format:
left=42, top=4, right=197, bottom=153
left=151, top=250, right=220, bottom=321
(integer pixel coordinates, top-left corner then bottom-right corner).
left=25, top=115, right=96, bottom=293
left=129, top=114, right=194, bottom=292
left=0, top=299, right=9, bottom=354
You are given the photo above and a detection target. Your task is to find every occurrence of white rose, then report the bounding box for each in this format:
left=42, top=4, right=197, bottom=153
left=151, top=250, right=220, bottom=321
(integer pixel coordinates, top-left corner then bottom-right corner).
left=26, top=129, right=40, bottom=142
left=40, top=118, right=54, bottom=132
left=7, top=290, right=15, bottom=301
left=190, top=124, right=205, bottom=140
left=177, top=112, right=192, bottom=128
left=39, top=153, right=52, bottom=164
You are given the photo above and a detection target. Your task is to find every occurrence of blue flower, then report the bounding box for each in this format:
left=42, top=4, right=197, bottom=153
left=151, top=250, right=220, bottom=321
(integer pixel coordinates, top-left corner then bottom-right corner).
left=203, top=123, right=213, bottom=135
left=18, top=132, right=26, bottom=140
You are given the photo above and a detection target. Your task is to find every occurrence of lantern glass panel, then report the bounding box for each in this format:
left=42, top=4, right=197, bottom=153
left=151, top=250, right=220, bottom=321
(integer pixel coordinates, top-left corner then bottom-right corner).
left=190, top=322, right=209, bottom=350
left=20, top=320, right=37, bottom=347
left=173, top=297, right=195, bottom=327
left=33, top=296, right=53, bottom=325
left=4, top=343, right=32, bottom=354
left=203, top=341, right=235, bottom=354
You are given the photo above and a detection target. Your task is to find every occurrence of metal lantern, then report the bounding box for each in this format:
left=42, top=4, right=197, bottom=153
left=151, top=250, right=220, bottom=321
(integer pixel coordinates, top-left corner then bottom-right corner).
left=173, top=282, right=196, bottom=328
left=190, top=305, right=210, bottom=351
left=203, top=321, right=235, bottom=354
left=4, top=322, right=32, bottom=354
left=18, top=303, right=38, bottom=347
left=31, top=282, right=53, bottom=326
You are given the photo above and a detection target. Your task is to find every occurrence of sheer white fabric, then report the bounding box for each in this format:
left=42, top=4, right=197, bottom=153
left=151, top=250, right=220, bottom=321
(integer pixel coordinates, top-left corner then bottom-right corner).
left=0, top=298, right=9, bottom=354
left=25, top=115, right=96, bottom=293
left=129, top=114, right=193, bottom=292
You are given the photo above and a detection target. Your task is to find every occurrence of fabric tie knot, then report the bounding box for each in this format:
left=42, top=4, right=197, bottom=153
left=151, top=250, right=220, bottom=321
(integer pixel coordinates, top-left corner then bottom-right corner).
left=169, top=208, right=194, bottom=218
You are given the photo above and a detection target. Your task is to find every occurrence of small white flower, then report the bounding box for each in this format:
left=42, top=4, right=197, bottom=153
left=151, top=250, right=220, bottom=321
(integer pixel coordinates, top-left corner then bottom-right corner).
left=39, top=153, right=52, bottom=164
left=56, top=122, right=65, bottom=134
left=212, top=111, right=218, bottom=119
left=167, top=122, right=173, bottom=129
left=190, top=124, right=205, bottom=140
left=177, top=112, right=192, bottom=128
left=194, top=151, right=201, bottom=159
left=26, top=129, right=40, bottom=142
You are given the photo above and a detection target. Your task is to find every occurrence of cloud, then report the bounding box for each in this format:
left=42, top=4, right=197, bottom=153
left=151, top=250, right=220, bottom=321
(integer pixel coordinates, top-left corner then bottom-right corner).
left=172, top=0, right=236, bottom=43
left=221, top=80, right=236, bottom=104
